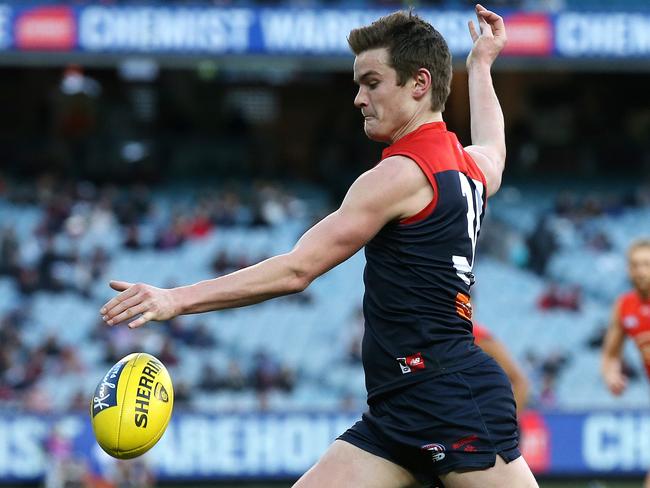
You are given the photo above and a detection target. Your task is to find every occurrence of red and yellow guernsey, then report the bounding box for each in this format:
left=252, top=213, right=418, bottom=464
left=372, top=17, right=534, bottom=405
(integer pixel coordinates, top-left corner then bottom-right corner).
left=618, top=290, right=650, bottom=379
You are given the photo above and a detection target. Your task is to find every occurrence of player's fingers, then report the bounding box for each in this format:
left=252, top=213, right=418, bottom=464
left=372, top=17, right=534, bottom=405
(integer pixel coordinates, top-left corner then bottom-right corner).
left=103, top=295, right=143, bottom=323
left=128, top=311, right=155, bottom=329
left=101, top=282, right=138, bottom=315
left=106, top=302, right=149, bottom=326
left=477, top=13, right=493, bottom=38
left=109, top=280, right=133, bottom=292
left=468, top=20, right=479, bottom=42
left=478, top=8, right=506, bottom=37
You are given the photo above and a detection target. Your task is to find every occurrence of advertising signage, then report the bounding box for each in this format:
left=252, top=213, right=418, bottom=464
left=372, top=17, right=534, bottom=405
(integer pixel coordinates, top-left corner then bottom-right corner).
left=0, top=4, right=648, bottom=60
left=0, top=410, right=648, bottom=482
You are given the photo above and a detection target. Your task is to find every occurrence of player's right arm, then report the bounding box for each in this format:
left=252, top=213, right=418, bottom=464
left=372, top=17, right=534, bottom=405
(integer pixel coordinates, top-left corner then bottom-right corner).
left=464, top=4, right=507, bottom=197
left=100, top=156, right=432, bottom=328
left=601, top=299, right=627, bottom=396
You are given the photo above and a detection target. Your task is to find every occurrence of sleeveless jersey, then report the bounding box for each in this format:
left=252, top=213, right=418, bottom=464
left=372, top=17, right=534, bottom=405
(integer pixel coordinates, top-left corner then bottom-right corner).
left=617, top=290, right=650, bottom=379
left=362, top=121, right=488, bottom=399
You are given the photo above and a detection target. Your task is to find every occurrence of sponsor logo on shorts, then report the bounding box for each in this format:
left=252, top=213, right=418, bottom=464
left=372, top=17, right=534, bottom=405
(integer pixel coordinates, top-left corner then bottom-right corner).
left=452, top=434, right=479, bottom=452
left=421, top=443, right=446, bottom=463
left=396, top=353, right=425, bottom=374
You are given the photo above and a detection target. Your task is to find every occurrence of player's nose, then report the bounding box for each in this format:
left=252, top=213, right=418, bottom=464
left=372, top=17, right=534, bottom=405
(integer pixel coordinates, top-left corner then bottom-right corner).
left=354, top=87, right=367, bottom=109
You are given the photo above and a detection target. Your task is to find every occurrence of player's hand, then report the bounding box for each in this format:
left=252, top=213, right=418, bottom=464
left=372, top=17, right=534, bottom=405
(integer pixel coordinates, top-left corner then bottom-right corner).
left=100, top=280, right=179, bottom=328
left=466, top=4, right=507, bottom=69
left=603, top=370, right=627, bottom=396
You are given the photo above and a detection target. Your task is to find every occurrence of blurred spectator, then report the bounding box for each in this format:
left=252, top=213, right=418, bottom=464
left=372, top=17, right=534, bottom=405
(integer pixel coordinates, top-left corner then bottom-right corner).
left=158, top=338, right=179, bottom=367
left=38, top=238, right=73, bottom=292
left=57, top=346, right=85, bottom=375
left=184, top=322, right=217, bottom=349
left=537, top=283, right=582, bottom=311
left=526, top=215, right=557, bottom=276
left=123, top=225, right=142, bottom=250
left=173, top=381, right=192, bottom=409
left=346, top=306, right=364, bottom=364
left=222, top=360, right=248, bottom=391
left=198, top=364, right=223, bottom=392
left=44, top=423, right=94, bottom=488
left=0, top=227, right=19, bottom=276
left=187, top=207, right=213, bottom=239
left=111, top=459, right=155, bottom=488
left=252, top=350, right=280, bottom=394
left=154, top=215, right=187, bottom=250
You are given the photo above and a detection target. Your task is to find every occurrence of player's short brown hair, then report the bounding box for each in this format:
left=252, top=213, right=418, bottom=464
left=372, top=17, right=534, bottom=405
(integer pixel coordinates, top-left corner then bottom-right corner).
left=348, top=10, right=452, bottom=112
left=628, top=239, right=650, bottom=258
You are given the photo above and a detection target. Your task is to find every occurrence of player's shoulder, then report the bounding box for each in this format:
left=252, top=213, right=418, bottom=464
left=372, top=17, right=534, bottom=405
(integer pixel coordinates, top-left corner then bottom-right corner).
left=373, top=155, right=430, bottom=187
left=617, top=290, right=638, bottom=305
left=614, top=290, right=640, bottom=317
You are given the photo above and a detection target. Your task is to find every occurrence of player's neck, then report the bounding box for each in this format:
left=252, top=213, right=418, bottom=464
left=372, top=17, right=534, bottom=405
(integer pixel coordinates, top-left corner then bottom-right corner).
left=636, top=288, right=650, bottom=301
left=390, top=111, right=444, bottom=145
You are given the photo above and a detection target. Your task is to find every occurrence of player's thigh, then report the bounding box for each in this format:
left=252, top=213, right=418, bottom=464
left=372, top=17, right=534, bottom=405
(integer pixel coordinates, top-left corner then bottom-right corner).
left=439, top=455, right=538, bottom=488
left=293, top=439, right=420, bottom=488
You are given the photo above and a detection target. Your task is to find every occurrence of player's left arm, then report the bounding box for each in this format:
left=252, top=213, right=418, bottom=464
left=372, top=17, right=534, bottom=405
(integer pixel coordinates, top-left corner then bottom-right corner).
left=601, top=299, right=628, bottom=396
left=464, top=4, right=507, bottom=197
left=479, top=337, right=529, bottom=415
left=101, top=156, right=430, bottom=328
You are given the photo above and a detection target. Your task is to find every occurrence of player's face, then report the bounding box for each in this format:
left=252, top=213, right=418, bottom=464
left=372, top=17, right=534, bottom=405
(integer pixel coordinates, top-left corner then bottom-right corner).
left=353, top=48, right=414, bottom=143
left=629, top=246, right=650, bottom=296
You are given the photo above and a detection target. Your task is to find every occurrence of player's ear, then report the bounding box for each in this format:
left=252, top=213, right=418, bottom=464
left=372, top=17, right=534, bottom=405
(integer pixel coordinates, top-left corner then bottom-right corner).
left=412, top=68, right=432, bottom=100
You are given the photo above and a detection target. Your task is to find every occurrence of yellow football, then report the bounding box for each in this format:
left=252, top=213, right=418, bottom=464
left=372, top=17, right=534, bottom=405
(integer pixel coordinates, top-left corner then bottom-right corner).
left=90, top=352, right=174, bottom=459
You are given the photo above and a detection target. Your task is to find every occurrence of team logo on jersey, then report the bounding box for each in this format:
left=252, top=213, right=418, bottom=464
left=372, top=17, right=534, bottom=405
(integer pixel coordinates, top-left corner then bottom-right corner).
left=421, top=443, right=446, bottom=462
left=623, top=315, right=639, bottom=329
left=396, top=353, right=426, bottom=374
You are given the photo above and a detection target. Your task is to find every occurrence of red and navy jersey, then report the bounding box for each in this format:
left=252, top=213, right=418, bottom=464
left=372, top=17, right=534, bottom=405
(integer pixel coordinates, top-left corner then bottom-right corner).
left=617, top=290, right=650, bottom=379
left=362, top=121, right=489, bottom=399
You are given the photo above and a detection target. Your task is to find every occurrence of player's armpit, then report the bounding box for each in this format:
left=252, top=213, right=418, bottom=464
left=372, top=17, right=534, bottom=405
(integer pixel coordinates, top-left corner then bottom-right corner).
left=464, top=145, right=504, bottom=197
left=288, top=156, right=431, bottom=283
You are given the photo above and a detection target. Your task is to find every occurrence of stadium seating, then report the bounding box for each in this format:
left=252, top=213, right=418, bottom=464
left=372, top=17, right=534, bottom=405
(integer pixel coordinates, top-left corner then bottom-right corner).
left=0, top=182, right=648, bottom=414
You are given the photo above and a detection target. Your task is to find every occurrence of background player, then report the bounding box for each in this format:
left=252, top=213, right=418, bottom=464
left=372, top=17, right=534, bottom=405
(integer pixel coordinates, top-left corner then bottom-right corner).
left=473, top=322, right=529, bottom=416
left=101, top=5, right=538, bottom=487
left=601, top=239, right=650, bottom=488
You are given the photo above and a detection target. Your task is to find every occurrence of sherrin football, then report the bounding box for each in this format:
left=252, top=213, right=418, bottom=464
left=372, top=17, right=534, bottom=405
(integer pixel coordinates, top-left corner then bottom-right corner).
left=90, top=353, right=174, bottom=459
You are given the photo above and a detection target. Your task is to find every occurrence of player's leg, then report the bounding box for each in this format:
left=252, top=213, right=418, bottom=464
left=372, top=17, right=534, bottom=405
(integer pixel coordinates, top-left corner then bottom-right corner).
left=644, top=470, right=650, bottom=488
left=439, top=454, right=538, bottom=488
left=293, top=439, right=420, bottom=488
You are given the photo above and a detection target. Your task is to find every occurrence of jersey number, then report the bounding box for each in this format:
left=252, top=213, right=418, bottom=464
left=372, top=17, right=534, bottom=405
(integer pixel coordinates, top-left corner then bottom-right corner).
left=452, top=173, right=484, bottom=285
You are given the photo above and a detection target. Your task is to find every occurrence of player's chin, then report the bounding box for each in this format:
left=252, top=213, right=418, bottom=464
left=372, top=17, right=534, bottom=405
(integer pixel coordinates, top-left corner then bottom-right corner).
left=363, top=121, right=389, bottom=143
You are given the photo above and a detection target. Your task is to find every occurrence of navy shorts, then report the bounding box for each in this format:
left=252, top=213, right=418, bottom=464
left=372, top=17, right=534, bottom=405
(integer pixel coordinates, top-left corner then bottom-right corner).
left=339, top=356, right=521, bottom=487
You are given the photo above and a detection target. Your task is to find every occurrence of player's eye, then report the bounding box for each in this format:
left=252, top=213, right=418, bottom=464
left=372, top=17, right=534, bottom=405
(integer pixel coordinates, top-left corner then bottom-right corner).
left=368, top=81, right=379, bottom=89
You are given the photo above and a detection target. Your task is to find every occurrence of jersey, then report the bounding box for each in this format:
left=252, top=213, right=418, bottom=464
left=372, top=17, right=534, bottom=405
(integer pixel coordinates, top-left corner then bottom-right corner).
left=362, top=121, right=488, bottom=400
left=617, top=290, right=650, bottom=379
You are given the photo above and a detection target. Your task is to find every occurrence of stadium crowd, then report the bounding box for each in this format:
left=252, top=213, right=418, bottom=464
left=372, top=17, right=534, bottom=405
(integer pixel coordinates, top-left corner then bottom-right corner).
left=0, top=171, right=648, bottom=416
left=0, top=174, right=308, bottom=414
